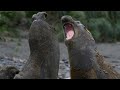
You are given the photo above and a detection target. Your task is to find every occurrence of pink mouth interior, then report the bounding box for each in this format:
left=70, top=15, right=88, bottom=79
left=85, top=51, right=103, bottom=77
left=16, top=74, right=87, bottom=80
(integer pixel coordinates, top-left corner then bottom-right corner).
left=64, top=23, right=74, bottom=40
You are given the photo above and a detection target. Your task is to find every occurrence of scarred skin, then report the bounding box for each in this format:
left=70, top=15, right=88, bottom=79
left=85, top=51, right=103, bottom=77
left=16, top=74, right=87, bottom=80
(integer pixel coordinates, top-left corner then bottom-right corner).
left=14, top=12, right=60, bottom=79
left=61, top=15, right=120, bottom=79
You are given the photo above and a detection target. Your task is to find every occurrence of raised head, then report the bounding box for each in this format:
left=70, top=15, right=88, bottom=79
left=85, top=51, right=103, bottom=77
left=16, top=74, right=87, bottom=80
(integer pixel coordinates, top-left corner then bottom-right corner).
left=61, top=15, right=94, bottom=44
left=32, top=12, right=47, bottom=21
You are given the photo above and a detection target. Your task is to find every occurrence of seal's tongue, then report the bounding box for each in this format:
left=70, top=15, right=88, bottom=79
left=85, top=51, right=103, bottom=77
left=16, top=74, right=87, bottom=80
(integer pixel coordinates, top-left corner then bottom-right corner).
left=64, top=24, right=74, bottom=40
left=66, top=30, right=74, bottom=40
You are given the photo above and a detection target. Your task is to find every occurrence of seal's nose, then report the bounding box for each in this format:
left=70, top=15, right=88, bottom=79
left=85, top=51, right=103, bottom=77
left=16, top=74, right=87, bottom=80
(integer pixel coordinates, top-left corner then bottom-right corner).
left=38, top=12, right=47, bottom=18
left=61, top=15, right=73, bottom=23
left=43, top=12, right=47, bottom=18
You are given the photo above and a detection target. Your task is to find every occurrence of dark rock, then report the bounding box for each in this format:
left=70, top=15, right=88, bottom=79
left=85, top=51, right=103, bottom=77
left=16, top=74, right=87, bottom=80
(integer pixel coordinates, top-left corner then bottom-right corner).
left=0, top=66, right=19, bottom=79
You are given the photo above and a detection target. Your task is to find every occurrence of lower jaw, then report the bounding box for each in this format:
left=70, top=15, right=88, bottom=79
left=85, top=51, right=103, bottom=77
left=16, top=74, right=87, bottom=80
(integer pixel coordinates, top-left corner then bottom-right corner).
left=64, top=29, right=75, bottom=41
left=65, top=36, right=74, bottom=41
left=65, top=39, right=74, bottom=48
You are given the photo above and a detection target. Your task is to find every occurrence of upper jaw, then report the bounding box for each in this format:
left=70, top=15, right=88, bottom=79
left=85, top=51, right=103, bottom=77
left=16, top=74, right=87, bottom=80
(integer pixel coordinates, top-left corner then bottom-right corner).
left=63, top=22, right=73, bottom=28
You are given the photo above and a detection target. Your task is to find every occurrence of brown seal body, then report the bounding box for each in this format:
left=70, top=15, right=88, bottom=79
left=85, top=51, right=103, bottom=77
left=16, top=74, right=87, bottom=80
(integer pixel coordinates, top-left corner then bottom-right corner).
left=14, top=12, right=60, bottom=79
left=61, top=15, right=120, bottom=79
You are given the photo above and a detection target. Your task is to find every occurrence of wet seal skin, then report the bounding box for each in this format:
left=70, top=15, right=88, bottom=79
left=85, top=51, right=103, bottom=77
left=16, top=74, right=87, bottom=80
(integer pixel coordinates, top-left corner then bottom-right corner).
left=61, top=15, right=120, bottom=79
left=14, top=12, right=60, bottom=79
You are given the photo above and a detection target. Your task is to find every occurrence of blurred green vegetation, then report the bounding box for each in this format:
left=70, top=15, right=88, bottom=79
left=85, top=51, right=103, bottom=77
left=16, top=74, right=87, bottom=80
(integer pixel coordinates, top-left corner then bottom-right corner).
left=0, top=11, right=120, bottom=42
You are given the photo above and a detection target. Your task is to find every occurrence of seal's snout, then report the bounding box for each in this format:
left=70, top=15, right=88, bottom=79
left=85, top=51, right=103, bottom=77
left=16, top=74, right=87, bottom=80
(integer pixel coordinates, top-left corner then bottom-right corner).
left=32, top=14, right=37, bottom=21
left=61, top=15, right=73, bottom=23
left=42, top=12, right=47, bottom=18
left=38, top=12, right=47, bottom=18
left=32, top=12, right=48, bottom=21
left=61, top=16, right=69, bottom=23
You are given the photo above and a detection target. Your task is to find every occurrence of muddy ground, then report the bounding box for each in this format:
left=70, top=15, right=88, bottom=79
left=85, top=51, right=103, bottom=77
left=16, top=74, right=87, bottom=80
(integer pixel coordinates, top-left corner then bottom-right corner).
left=0, top=38, right=120, bottom=79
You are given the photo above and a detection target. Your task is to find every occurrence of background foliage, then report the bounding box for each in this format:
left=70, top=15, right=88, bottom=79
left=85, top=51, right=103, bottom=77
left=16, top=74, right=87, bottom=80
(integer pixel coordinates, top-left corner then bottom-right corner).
left=0, top=11, right=120, bottom=42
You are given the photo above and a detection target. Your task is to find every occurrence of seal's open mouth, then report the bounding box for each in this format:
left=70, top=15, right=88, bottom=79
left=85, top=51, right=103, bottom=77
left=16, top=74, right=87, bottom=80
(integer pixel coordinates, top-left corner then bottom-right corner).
left=63, top=23, right=75, bottom=40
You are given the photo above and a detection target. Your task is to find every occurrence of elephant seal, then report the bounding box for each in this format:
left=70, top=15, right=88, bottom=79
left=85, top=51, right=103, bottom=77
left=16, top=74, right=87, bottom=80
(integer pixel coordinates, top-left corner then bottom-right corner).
left=14, top=12, right=60, bottom=79
left=61, top=15, right=120, bottom=79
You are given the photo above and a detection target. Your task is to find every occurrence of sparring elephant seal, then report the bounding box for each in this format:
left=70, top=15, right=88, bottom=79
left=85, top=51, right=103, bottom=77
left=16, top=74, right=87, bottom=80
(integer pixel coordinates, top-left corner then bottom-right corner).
left=14, top=12, right=60, bottom=79
left=61, top=15, right=120, bottom=79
